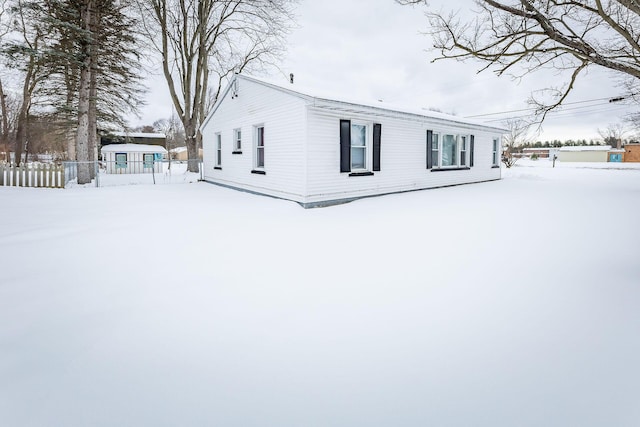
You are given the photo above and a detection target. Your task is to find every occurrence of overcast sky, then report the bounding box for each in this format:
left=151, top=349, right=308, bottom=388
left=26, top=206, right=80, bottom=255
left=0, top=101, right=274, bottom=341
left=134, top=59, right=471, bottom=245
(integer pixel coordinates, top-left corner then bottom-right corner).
left=133, top=0, right=637, bottom=142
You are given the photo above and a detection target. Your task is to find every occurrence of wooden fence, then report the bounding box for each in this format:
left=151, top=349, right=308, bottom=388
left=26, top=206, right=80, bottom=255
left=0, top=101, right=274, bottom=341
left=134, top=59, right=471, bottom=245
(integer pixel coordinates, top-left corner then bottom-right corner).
left=0, top=162, right=65, bottom=188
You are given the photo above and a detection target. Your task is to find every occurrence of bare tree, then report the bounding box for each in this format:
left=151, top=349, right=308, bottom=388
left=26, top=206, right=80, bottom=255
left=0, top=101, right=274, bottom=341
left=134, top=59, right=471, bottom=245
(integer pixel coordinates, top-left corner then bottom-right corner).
left=399, top=0, right=640, bottom=118
left=137, top=0, right=296, bottom=172
left=598, top=122, right=628, bottom=149
left=502, top=118, right=536, bottom=167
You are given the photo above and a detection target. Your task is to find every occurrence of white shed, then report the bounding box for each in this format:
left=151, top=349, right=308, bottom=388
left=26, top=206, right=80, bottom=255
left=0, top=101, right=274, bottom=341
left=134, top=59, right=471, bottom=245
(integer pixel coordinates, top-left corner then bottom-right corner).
left=101, top=144, right=167, bottom=174
left=201, top=74, right=506, bottom=208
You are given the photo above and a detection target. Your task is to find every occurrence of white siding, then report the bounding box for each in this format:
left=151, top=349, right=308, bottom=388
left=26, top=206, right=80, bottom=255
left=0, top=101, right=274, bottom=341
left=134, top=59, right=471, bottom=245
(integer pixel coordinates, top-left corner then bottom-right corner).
left=303, top=106, right=501, bottom=204
left=202, top=78, right=308, bottom=202
left=103, top=151, right=163, bottom=174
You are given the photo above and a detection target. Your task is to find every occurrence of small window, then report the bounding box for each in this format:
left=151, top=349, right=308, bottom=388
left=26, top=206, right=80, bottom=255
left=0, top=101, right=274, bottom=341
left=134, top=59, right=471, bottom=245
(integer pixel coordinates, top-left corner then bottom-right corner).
left=255, top=126, right=265, bottom=169
left=460, top=136, right=467, bottom=166
left=216, top=133, right=222, bottom=167
left=431, top=133, right=440, bottom=168
left=234, top=128, right=242, bottom=152
left=351, top=123, right=367, bottom=170
left=143, top=153, right=154, bottom=169
left=492, top=137, right=499, bottom=166
left=115, top=153, right=127, bottom=169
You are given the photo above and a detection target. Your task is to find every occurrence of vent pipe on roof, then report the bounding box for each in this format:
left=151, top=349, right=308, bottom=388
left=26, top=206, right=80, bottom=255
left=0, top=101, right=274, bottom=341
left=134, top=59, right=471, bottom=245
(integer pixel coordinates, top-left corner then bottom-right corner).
left=290, top=73, right=294, bottom=84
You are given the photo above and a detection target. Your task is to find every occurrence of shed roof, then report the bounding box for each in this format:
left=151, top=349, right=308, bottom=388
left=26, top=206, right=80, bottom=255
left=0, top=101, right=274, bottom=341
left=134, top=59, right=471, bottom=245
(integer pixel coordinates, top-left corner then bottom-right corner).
left=101, top=144, right=168, bottom=154
left=204, top=74, right=507, bottom=133
left=108, top=131, right=166, bottom=139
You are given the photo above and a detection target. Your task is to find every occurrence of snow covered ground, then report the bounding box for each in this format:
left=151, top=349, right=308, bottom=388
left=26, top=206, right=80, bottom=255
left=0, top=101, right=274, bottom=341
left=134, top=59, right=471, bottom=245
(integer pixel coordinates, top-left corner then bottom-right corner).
left=1, top=162, right=639, bottom=426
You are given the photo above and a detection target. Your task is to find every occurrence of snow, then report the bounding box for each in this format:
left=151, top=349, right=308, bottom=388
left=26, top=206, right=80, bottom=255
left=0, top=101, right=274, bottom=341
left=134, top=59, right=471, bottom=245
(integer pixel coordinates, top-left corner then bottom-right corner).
left=230, top=75, right=507, bottom=132
left=108, top=131, right=166, bottom=139
left=101, top=143, right=168, bottom=153
left=559, top=145, right=612, bottom=152
left=1, top=162, right=639, bottom=426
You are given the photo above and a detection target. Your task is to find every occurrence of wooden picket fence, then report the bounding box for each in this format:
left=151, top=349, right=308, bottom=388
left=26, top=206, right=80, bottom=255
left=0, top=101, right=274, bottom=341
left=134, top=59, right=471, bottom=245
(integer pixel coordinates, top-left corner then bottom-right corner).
left=0, top=162, right=65, bottom=188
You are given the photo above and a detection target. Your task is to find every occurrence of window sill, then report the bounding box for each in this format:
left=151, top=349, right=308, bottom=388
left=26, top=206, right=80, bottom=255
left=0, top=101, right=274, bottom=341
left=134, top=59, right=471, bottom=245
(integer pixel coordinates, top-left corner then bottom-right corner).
left=251, top=169, right=266, bottom=175
left=492, top=165, right=500, bottom=168
left=214, top=166, right=222, bottom=170
left=348, top=171, right=374, bottom=177
left=431, top=167, right=470, bottom=172
left=232, top=151, right=242, bottom=155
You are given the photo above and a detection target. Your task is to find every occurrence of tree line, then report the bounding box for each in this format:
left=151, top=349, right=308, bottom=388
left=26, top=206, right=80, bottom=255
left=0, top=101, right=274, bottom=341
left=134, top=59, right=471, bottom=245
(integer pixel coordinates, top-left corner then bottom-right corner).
left=0, top=0, right=295, bottom=183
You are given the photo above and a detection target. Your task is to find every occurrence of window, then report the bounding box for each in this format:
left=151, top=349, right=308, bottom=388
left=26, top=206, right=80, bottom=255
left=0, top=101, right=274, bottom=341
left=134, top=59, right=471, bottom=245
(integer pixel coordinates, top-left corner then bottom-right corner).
left=460, top=136, right=467, bottom=166
left=492, top=137, right=499, bottom=166
left=233, top=128, right=242, bottom=152
left=431, top=133, right=440, bottom=168
left=255, top=126, right=265, bottom=169
left=351, top=123, right=367, bottom=170
left=216, top=133, right=222, bottom=167
left=340, top=120, right=381, bottom=174
left=143, top=153, right=154, bottom=169
left=115, top=153, right=127, bottom=169
left=428, top=131, right=473, bottom=170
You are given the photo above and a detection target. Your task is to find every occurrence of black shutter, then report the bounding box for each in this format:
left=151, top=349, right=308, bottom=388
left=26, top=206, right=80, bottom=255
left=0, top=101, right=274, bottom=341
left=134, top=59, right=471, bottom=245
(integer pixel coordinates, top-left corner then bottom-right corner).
left=373, top=123, right=381, bottom=171
left=426, top=130, right=433, bottom=169
left=340, top=120, right=351, bottom=172
left=470, top=134, right=475, bottom=167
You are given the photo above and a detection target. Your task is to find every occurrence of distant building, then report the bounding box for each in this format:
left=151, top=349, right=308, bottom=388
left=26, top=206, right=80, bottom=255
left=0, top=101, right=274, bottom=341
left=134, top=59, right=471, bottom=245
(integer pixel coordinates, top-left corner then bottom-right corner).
left=623, top=143, right=640, bottom=162
left=101, top=144, right=167, bottom=174
left=558, top=145, right=611, bottom=162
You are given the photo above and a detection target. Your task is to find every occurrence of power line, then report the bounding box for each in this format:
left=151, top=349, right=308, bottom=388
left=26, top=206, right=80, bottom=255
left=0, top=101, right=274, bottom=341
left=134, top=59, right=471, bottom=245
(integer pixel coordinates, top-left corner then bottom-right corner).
left=465, top=94, right=632, bottom=119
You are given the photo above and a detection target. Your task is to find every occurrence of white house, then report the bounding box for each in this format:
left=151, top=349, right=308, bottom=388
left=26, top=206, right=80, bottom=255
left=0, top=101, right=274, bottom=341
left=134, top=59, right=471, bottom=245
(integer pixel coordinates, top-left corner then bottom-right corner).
left=101, top=144, right=167, bottom=174
left=201, top=74, right=506, bottom=208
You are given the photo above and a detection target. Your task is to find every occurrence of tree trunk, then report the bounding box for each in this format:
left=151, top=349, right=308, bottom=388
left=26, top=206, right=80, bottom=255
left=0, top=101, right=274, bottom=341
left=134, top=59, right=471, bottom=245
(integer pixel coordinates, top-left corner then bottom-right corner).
left=88, top=1, right=99, bottom=179
left=185, top=122, right=199, bottom=173
left=75, top=0, right=93, bottom=184
left=0, top=79, right=9, bottom=162
left=14, top=106, right=28, bottom=164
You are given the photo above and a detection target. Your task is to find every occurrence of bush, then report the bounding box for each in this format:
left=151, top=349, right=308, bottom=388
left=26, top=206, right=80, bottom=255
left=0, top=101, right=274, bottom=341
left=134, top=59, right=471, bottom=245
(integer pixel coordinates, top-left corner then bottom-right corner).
left=531, top=153, right=539, bottom=160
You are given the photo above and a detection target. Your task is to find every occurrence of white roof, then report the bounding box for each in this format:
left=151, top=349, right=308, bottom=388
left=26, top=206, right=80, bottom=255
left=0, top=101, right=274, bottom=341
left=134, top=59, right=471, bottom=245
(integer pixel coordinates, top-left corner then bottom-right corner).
left=559, top=145, right=612, bottom=152
left=108, top=131, right=166, bottom=139
left=101, top=143, right=168, bottom=154
left=170, top=146, right=188, bottom=153
left=204, top=74, right=507, bottom=133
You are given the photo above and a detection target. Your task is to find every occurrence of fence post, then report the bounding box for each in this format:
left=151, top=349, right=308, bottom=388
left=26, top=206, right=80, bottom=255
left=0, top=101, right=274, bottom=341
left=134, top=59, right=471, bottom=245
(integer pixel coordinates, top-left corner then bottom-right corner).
left=0, top=162, right=4, bottom=186
left=19, top=162, right=25, bottom=187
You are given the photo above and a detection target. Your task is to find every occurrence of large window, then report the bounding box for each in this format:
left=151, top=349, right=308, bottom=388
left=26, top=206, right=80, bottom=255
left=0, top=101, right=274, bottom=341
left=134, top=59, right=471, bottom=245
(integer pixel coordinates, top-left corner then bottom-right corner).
left=351, top=123, right=367, bottom=170
left=216, top=133, right=222, bottom=167
left=255, top=126, right=265, bottom=169
left=234, top=128, right=242, bottom=152
left=442, top=134, right=458, bottom=167
left=492, top=137, right=499, bottom=166
left=429, top=131, right=471, bottom=169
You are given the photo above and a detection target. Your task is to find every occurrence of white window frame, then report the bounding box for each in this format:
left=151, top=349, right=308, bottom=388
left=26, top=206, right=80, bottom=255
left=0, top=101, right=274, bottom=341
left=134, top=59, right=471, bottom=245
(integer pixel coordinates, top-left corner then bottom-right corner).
left=460, top=135, right=468, bottom=167
left=215, top=133, right=222, bottom=167
left=431, top=131, right=472, bottom=169
left=431, top=132, right=440, bottom=168
left=254, top=125, right=265, bottom=170
left=350, top=122, right=370, bottom=171
left=233, top=128, right=242, bottom=152
left=492, top=137, right=500, bottom=166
